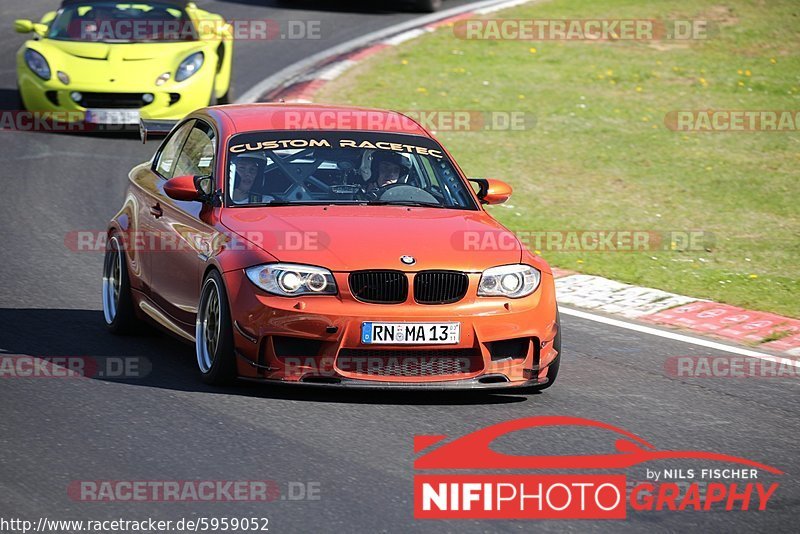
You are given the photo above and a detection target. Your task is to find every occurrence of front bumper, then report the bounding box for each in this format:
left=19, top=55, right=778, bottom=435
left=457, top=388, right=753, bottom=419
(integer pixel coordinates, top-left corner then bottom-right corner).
left=16, top=68, right=212, bottom=124
left=224, top=269, right=559, bottom=390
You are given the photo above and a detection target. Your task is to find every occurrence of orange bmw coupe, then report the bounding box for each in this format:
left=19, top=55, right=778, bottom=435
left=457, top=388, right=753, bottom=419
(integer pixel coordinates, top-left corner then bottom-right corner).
left=103, top=104, right=560, bottom=391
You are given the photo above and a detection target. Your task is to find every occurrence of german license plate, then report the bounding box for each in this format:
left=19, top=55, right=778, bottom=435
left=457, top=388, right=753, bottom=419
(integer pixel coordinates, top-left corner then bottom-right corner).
left=361, top=322, right=460, bottom=345
left=85, top=109, right=141, bottom=125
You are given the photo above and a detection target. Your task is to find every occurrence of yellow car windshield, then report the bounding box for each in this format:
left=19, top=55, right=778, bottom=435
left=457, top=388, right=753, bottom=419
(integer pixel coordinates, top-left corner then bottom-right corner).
left=47, top=2, right=197, bottom=43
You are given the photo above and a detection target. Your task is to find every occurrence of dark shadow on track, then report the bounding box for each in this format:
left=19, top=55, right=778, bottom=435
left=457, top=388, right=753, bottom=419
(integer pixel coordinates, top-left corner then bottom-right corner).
left=0, top=88, right=22, bottom=111
left=0, top=308, right=531, bottom=405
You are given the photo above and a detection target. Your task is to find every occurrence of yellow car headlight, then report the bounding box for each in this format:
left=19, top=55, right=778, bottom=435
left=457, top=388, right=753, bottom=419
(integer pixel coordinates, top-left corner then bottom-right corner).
left=175, top=52, right=204, bottom=82
left=24, top=49, right=51, bottom=80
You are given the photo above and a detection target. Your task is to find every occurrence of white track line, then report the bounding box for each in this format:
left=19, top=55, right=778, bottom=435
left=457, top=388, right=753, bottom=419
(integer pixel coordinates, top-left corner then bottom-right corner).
left=561, top=306, right=800, bottom=367
left=236, top=0, right=538, bottom=104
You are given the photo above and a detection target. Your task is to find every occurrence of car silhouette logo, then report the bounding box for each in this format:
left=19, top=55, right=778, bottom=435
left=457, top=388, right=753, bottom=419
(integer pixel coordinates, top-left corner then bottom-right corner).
left=400, top=255, right=416, bottom=265
left=414, top=416, right=783, bottom=473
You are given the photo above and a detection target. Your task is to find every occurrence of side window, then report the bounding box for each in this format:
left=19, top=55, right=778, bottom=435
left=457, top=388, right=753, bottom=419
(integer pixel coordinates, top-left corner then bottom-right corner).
left=154, top=120, right=194, bottom=179
left=172, top=122, right=216, bottom=179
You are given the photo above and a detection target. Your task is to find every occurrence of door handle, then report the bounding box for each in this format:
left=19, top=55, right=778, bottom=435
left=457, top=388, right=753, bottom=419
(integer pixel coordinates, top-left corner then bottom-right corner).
left=149, top=203, right=163, bottom=218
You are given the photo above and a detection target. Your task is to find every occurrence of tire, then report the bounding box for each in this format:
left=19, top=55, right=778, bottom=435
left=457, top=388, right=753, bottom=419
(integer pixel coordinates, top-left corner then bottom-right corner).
left=210, top=82, right=232, bottom=105
left=196, top=270, right=237, bottom=385
left=209, top=78, right=218, bottom=106
left=102, top=235, right=139, bottom=334
left=414, top=0, right=442, bottom=12
left=211, top=67, right=232, bottom=105
left=525, top=310, right=561, bottom=392
left=216, top=88, right=231, bottom=105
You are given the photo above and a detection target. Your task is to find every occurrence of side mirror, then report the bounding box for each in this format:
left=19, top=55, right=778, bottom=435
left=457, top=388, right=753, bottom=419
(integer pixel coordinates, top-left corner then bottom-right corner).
left=470, top=178, right=513, bottom=205
left=164, top=175, right=213, bottom=202
left=14, top=19, right=34, bottom=33
left=213, top=23, right=231, bottom=38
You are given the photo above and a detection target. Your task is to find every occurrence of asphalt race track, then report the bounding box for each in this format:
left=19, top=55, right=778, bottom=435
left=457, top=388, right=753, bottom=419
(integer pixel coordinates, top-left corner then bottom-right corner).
left=0, top=1, right=797, bottom=532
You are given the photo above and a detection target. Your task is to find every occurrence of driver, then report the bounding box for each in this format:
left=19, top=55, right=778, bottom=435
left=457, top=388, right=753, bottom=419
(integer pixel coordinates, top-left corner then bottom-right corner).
left=230, top=155, right=274, bottom=204
left=366, top=151, right=411, bottom=192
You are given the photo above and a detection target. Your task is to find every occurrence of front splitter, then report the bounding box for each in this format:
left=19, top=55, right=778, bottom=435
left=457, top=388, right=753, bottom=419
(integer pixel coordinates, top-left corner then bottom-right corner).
left=239, top=374, right=547, bottom=391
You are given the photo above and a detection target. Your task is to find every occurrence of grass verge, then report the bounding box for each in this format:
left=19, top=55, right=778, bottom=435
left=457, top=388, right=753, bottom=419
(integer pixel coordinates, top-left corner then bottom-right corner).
left=316, top=0, right=800, bottom=317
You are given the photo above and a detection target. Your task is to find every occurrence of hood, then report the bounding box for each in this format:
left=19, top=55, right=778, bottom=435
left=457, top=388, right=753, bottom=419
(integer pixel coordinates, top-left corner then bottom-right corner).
left=220, top=205, right=523, bottom=272
left=32, top=39, right=207, bottom=86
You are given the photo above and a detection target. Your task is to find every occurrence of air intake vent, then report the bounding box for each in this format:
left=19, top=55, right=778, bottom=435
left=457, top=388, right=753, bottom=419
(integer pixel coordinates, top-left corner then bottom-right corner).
left=414, top=271, right=469, bottom=304
left=349, top=270, right=408, bottom=304
left=272, top=336, right=323, bottom=359
left=487, top=337, right=531, bottom=361
left=79, top=92, right=149, bottom=109
left=45, top=91, right=59, bottom=107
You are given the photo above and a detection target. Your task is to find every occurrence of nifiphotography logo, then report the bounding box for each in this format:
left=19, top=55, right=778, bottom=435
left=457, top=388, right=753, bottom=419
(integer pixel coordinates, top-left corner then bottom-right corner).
left=413, top=416, right=782, bottom=520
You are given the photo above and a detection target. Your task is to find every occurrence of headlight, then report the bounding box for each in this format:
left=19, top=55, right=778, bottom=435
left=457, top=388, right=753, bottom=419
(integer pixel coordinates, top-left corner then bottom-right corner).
left=478, top=264, right=541, bottom=298
left=24, top=49, right=51, bottom=80
left=245, top=263, right=337, bottom=297
left=175, top=52, right=204, bottom=82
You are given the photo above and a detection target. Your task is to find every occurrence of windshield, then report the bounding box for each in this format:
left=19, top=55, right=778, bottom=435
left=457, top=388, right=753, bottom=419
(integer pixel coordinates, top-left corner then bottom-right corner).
left=226, top=131, right=478, bottom=210
left=48, top=2, right=196, bottom=43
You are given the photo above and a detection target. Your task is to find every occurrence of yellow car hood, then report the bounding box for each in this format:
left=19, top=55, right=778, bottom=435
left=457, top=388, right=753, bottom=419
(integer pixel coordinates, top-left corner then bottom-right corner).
left=31, top=39, right=210, bottom=87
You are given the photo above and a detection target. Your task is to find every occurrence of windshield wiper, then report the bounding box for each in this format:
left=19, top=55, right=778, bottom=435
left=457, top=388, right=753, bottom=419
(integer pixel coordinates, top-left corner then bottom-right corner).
left=241, top=200, right=363, bottom=207
left=365, top=200, right=449, bottom=209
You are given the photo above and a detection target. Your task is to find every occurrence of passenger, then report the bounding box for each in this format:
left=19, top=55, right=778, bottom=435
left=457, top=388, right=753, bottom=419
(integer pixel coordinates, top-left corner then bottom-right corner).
left=230, top=156, right=273, bottom=204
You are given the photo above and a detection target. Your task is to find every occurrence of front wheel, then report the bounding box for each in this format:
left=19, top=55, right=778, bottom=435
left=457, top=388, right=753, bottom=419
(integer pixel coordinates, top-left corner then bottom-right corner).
left=102, top=235, right=139, bottom=334
left=211, top=73, right=232, bottom=105
left=216, top=86, right=232, bottom=105
left=196, top=270, right=237, bottom=385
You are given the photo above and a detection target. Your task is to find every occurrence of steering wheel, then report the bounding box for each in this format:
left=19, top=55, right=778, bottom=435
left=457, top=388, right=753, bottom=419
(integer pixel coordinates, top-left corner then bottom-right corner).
left=370, top=182, right=409, bottom=200
left=364, top=182, right=407, bottom=201
left=364, top=183, right=439, bottom=205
